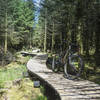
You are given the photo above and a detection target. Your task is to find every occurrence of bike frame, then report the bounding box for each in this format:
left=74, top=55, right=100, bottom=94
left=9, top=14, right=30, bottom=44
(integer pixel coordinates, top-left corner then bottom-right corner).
left=52, top=44, right=80, bottom=70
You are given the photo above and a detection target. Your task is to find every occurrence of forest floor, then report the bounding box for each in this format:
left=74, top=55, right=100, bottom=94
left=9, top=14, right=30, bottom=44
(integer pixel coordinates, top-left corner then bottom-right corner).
left=0, top=50, right=99, bottom=100
left=0, top=52, right=47, bottom=100
left=47, top=52, right=100, bottom=85
left=84, top=63, right=100, bottom=85
left=82, top=55, right=100, bottom=85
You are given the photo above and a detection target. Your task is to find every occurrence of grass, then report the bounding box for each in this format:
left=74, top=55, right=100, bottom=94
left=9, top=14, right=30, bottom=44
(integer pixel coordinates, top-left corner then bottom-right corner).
left=84, top=65, right=100, bottom=84
left=0, top=52, right=47, bottom=100
left=0, top=80, right=5, bottom=89
left=82, top=56, right=100, bottom=84
left=47, top=53, right=100, bottom=85
left=0, top=52, right=29, bottom=83
left=6, top=79, right=47, bottom=100
left=0, top=65, right=26, bottom=82
left=35, top=96, right=47, bottom=100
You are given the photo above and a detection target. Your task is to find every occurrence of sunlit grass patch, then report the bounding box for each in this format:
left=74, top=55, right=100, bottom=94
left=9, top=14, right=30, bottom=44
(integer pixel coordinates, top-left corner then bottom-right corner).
left=83, top=61, right=100, bottom=84
left=7, top=79, right=47, bottom=100
left=89, top=75, right=100, bottom=84
left=0, top=64, right=27, bottom=82
left=35, top=95, right=47, bottom=100
left=0, top=52, right=30, bottom=83
left=0, top=80, right=5, bottom=89
left=0, top=52, right=47, bottom=100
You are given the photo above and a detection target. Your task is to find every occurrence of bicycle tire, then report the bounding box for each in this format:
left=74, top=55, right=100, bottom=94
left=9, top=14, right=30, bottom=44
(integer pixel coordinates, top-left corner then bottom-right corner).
left=52, top=57, right=59, bottom=72
left=64, top=54, right=84, bottom=79
left=46, top=57, right=59, bottom=72
left=46, top=57, right=52, bottom=69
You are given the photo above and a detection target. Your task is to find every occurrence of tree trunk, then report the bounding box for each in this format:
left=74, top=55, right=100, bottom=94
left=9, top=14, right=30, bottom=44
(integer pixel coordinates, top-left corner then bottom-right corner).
left=30, top=30, right=32, bottom=49
left=4, top=9, right=8, bottom=54
left=95, top=31, right=100, bottom=67
left=44, top=8, right=47, bottom=52
left=51, top=21, right=55, bottom=53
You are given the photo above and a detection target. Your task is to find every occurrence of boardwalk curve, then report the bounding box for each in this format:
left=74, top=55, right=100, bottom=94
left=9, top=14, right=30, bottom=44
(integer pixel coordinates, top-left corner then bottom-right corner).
left=27, top=53, right=100, bottom=100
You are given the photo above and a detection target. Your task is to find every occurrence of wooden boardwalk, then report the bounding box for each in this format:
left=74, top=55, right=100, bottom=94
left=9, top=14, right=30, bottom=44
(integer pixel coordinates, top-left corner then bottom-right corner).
left=27, top=53, right=100, bottom=100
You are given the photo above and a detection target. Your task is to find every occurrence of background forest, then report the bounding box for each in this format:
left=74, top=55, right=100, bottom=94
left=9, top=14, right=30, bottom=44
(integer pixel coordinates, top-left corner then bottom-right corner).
left=0, top=0, right=34, bottom=52
left=0, top=0, right=100, bottom=72
left=35, top=0, right=100, bottom=69
left=0, top=0, right=100, bottom=99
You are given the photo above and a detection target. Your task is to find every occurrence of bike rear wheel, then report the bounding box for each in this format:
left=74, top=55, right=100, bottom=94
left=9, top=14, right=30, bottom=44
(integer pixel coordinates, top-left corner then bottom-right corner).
left=46, top=57, right=59, bottom=72
left=52, top=57, right=59, bottom=72
left=46, top=57, right=53, bottom=69
left=64, top=54, right=84, bottom=79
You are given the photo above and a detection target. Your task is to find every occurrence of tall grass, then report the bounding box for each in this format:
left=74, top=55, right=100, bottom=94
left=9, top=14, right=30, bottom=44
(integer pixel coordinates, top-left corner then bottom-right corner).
left=0, top=52, right=48, bottom=100
left=35, top=96, right=47, bottom=100
left=0, top=64, right=27, bottom=83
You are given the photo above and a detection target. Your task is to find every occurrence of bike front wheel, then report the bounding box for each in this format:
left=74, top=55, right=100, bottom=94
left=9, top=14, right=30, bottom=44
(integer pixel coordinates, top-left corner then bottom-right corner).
left=64, top=54, right=84, bottom=79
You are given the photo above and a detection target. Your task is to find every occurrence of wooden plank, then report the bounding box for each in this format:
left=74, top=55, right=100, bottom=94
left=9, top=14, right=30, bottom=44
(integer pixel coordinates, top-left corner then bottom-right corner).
left=27, top=53, right=100, bottom=100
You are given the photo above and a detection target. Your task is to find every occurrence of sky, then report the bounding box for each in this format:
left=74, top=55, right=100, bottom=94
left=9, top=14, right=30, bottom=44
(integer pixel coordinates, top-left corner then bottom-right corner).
left=33, top=0, right=41, bottom=23
left=33, top=0, right=41, bottom=7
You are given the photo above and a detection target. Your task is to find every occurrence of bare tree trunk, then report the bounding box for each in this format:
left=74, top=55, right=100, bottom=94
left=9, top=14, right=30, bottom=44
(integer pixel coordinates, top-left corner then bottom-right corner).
left=95, top=31, right=100, bottom=68
left=51, top=21, right=55, bottom=53
left=44, top=8, right=47, bottom=52
left=4, top=9, right=8, bottom=54
left=30, top=31, right=32, bottom=49
left=77, top=21, right=83, bottom=54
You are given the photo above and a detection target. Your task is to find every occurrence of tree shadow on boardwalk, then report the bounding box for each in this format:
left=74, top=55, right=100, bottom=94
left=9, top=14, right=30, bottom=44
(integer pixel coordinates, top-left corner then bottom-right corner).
left=27, top=53, right=100, bottom=100
left=35, top=54, right=48, bottom=60
left=34, top=54, right=48, bottom=64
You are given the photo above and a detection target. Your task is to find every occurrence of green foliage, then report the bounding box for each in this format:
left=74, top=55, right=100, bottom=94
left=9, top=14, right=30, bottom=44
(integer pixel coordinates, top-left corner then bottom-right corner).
left=40, top=86, right=45, bottom=94
left=0, top=52, right=48, bottom=99
left=0, top=0, right=35, bottom=50
left=33, top=86, right=47, bottom=100
left=0, top=65, right=27, bottom=82
left=35, top=0, right=100, bottom=68
left=0, top=80, right=5, bottom=89
left=35, top=95, right=47, bottom=100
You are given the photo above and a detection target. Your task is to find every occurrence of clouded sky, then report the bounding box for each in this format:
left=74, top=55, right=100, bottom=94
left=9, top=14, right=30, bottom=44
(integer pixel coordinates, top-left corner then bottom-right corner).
left=33, top=0, right=41, bottom=7
left=33, top=0, right=41, bottom=23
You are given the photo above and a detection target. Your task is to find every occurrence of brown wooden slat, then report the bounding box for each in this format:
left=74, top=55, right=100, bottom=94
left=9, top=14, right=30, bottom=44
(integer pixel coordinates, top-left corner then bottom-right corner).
left=27, top=53, right=100, bottom=100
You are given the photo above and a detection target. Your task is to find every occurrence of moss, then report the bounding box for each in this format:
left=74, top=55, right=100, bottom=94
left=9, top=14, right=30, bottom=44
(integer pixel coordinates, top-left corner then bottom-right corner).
left=0, top=65, right=27, bottom=82
left=82, top=62, right=100, bottom=84
left=7, top=79, right=45, bottom=100
left=0, top=52, right=47, bottom=100
left=0, top=80, right=5, bottom=89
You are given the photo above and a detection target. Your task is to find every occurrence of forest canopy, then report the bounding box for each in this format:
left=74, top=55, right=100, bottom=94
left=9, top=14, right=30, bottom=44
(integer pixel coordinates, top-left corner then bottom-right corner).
left=34, top=0, right=100, bottom=67
left=0, top=0, right=100, bottom=67
left=0, top=0, right=35, bottom=52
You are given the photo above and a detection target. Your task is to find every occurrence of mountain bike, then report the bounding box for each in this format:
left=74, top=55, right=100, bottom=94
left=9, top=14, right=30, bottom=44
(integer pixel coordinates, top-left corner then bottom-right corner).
left=46, top=42, right=84, bottom=79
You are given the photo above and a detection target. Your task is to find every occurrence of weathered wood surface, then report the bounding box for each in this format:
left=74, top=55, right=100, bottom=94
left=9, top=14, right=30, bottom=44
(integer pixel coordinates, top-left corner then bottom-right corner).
left=27, top=53, right=100, bottom=100
left=21, top=51, right=37, bottom=56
